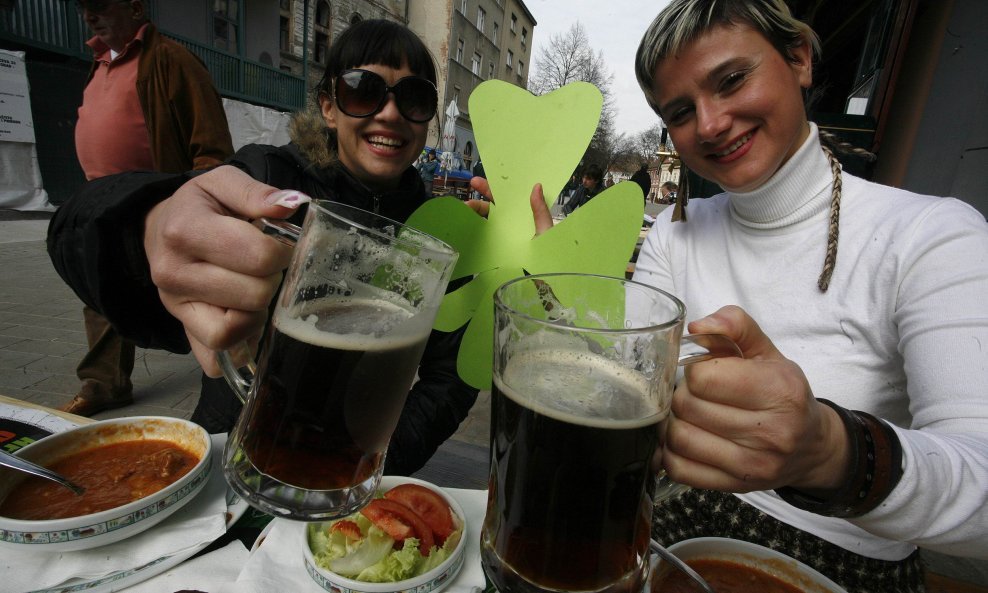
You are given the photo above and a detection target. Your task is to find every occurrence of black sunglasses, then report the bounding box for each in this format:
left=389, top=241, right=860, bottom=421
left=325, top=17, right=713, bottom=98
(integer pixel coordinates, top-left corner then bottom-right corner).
left=334, top=69, right=438, bottom=124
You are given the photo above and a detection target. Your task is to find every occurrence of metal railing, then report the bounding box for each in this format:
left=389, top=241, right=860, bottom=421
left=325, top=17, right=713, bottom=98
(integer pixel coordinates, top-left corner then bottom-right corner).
left=168, top=33, right=305, bottom=111
left=0, top=0, right=305, bottom=111
left=0, top=0, right=90, bottom=58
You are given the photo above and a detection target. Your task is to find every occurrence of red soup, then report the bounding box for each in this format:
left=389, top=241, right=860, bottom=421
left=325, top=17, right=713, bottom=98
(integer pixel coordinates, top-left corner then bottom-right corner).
left=0, top=440, right=199, bottom=520
left=653, top=558, right=808, bottom=593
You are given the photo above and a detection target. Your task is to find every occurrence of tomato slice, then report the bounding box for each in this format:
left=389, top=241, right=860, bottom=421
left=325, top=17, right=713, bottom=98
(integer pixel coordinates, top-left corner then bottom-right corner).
left=384, top=483, right=454, bottom=544
left=360, top=498, right=436, bottom=556
left=329, top=519, right=362, bottom=541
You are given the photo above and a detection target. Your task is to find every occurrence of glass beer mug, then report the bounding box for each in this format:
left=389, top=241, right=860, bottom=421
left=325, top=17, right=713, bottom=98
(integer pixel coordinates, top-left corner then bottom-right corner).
left=217, top=202, right=457, bottom=520
left=481, top=273, right=740, bottom=593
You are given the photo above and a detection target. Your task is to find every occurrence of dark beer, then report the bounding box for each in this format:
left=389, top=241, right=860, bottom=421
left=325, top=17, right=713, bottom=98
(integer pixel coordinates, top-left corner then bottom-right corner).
left=482, top=349, right=665, bottom=593
left=240, top=297, right=430, bottom=490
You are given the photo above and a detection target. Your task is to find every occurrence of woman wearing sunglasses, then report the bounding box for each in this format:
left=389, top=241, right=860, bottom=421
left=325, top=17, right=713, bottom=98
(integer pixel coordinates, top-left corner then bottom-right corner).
left=47, top=19, right=477, bottom=475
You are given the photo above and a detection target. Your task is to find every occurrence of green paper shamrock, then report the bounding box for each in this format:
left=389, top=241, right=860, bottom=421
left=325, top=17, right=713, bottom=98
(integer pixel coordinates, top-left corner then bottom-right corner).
left=406, top=80, right=645, bottom=388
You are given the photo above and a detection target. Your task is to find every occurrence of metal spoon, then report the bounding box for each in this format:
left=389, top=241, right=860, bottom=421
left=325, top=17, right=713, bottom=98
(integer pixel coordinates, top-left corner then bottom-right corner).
left=0, top=449, right=85, bottom=495
left=651, top=539, right=716, bottom=593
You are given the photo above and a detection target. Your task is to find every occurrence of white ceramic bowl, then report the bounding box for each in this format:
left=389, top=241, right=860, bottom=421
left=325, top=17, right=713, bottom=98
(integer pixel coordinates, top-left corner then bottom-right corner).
left=302, top=476, right=467, bottom=593
left=0, top=416, right=212, bottom=552
left=651, top=537, right=848, bottom=593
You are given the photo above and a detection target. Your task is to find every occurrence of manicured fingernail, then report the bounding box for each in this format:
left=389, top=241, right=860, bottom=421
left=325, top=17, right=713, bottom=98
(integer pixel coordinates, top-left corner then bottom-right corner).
left=266, top=190, right=311, bottom=208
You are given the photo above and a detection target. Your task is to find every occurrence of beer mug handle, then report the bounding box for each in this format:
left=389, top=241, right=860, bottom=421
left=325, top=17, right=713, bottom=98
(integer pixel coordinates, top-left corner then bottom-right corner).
left=655, top=333, right=742, bottom=502
left=214, top=218, right=303, bottom=404
left=678, top=333, right=742, bottom=365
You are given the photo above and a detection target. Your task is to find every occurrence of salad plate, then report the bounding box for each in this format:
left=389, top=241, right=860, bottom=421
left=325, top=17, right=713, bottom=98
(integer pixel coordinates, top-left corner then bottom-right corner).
left=303, top=476, right=468, bottom=593
left=243, top=476, right=487, bottom=593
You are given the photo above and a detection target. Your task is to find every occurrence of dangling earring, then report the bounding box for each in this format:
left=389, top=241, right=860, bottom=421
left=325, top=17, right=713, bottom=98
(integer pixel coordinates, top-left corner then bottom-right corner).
left=671, top=164, right=690, bottom=223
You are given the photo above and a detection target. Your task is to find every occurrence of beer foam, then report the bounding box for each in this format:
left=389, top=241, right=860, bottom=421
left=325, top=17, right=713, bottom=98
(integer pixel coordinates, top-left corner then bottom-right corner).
left=276, top=298, right=432, bottom=351
left=495, top=348, right=668, bottom=429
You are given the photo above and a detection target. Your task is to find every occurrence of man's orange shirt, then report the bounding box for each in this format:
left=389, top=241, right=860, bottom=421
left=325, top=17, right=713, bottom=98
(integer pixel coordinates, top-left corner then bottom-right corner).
left=75, top=25, right=154, bottom=180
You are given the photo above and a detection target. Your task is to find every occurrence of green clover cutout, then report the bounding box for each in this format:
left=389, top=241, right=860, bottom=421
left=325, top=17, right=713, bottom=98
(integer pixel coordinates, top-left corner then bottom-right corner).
left=406, top=80, right=645, bottom=388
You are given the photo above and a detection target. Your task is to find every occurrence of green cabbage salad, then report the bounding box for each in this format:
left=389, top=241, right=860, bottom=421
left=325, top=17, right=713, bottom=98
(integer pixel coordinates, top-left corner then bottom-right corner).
left=308, top=509, right=463, bottom=582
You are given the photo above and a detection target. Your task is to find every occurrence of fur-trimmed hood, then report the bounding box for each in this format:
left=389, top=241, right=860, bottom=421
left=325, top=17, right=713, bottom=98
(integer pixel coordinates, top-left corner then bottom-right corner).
left=288, top=106, right=338, bottom=169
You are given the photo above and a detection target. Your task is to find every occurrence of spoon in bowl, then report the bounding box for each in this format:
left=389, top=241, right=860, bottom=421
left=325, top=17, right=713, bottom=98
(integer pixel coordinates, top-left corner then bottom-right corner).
left=0, top=449, right=85, bottom=495
left=651, top=539, right=716, bottom=593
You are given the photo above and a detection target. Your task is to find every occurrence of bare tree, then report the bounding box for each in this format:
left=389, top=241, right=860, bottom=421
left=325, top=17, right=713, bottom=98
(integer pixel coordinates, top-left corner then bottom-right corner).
left=632, top=124, right=665, bottom=163
left=529, top=23, right=618, bottom=169
left=528, top=23, right=612, bottom=95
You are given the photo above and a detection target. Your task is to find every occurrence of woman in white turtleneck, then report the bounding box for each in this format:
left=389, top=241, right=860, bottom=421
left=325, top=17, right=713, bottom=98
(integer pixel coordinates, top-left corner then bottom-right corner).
left=629, top=1, right=988, bottom=591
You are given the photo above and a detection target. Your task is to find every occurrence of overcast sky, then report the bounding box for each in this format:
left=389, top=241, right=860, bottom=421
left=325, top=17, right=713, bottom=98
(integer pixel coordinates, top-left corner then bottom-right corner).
left=526, top=0, right=673, bottom=139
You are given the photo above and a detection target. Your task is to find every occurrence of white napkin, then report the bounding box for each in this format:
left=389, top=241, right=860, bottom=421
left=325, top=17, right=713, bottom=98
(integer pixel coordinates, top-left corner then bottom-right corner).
left=3, top=434, right=230, bottom=593
left=218, top=488, right=489, bottom=593
left=121, top=540, right=249, bottom=593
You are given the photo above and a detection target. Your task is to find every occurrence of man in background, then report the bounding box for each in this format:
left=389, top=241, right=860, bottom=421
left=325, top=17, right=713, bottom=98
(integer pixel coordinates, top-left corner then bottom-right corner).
left=58, top=0, right=233, bottom=416
left=660, top=181, right=678, bottom=205
left=417, top=149, right=440, bottom=198
left=630, top=163, right=651, bottom=203
left=562, top=164, right=604, bottom=215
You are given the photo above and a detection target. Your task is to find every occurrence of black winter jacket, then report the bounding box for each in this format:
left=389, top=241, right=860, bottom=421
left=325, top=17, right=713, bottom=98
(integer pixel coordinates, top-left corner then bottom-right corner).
left=47, top=141, right=479, bottom=476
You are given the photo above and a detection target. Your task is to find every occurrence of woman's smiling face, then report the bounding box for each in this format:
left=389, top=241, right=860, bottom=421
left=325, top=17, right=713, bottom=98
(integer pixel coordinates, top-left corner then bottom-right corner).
left=651, top=23, right=813, bottom=193
left=321, top=63, right=429, bottom=191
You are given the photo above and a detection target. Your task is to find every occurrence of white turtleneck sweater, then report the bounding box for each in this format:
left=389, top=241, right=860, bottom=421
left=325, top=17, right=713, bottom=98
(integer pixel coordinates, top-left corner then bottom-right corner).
left=634, top=124, right=988, bottom=561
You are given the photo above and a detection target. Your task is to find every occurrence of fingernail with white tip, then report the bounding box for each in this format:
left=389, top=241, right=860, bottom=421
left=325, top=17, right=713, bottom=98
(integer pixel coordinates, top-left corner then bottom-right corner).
left=266, top=190, right=312, bottom=208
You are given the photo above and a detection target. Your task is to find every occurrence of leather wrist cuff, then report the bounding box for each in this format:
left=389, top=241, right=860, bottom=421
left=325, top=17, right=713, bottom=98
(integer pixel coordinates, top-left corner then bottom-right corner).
left=776, top=398, right=903, bottom=518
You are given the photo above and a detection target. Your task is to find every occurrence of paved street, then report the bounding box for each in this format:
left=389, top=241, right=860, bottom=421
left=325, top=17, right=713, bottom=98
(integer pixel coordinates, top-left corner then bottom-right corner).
left=0, top=209, right=491, bottom=450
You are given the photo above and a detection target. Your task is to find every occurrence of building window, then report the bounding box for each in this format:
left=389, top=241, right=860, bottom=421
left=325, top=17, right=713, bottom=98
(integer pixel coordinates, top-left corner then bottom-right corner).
left=506, top=49, right=513, bottom=68
left=477, top=7, right=485, bottom=33
left=213, top=0, right=239, bottom=52
left=316, top=1, right=330, bottom=27
left=456, top=38, right=464, bottom=63
left=492, top=22, right=499, bottom=45
left=459, top=0, right=466, bottom=14
left=510, top=13, right=517, bottom=33
left=521, top=27, right=527, bottom=46
left=471, top=52, right=482, bottom=76
left=315, top=32, right=328, bottom=64
left=518, top=59, right=523, bottom=75
left=279, top=16, right=290, bottom=52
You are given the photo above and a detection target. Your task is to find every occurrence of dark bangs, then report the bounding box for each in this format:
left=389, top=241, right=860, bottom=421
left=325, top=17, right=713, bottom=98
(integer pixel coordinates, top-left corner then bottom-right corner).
left=318, top=19, right=437, bottom=97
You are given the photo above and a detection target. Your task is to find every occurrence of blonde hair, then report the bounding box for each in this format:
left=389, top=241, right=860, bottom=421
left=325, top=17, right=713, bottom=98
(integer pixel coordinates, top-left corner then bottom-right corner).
left=635, top=0, right=820, bottom=116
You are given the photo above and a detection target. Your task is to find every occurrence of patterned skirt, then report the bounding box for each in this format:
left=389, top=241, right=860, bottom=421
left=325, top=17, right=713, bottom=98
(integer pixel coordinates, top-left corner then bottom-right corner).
left=651, top=489, right=925, bottom=593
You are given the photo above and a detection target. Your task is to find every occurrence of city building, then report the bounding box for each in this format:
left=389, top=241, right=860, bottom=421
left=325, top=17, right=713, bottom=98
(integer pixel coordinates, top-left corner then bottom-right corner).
left=0, top=0, right=535, bottom=206
left=408, top=0, right=535, bottom=170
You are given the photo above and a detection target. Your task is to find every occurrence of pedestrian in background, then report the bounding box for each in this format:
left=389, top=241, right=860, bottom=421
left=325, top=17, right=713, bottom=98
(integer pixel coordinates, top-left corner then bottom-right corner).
left=630, top=162, right=652, bottom=203
left=562, top=163, right=604, bottom=215
left=659, top=180, right=678, bottom=204
left=56, top=0, right=233, bottom=417
left=471, top=159, right=486, bottom=200
left=417, top=148, right=440, bottom=197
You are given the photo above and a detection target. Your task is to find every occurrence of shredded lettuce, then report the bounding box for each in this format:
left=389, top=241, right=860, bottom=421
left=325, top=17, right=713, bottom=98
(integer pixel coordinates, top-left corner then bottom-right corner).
left=309, top=521, right=393, bottom=577
left=309, top=514, right=463, bottom=582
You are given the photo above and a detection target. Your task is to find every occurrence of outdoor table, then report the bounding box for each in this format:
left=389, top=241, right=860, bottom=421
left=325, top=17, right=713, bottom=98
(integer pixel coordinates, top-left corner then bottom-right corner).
left=0, top=393, right=490, bottom=592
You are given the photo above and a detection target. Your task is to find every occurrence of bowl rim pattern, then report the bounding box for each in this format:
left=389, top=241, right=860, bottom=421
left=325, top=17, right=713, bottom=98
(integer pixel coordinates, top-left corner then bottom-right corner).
left=302, top=475, right=468, bottom=593
left=0, top=416, right=212, bottom=549
left=0, top=460, right=211, bottom=545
